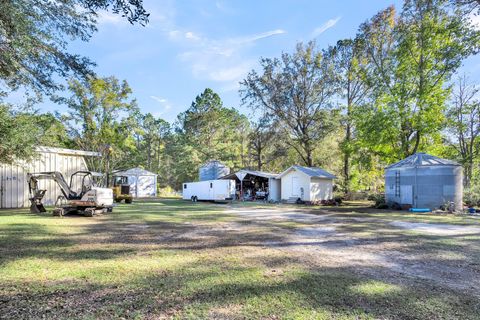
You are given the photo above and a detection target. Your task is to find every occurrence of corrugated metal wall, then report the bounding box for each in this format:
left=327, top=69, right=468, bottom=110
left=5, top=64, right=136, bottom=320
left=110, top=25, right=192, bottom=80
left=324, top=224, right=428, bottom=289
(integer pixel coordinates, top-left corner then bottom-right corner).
left=199, top=161, right=230, bottom=181
left=385, top=165, right=463, bottom=210
left=0, top=151, right=89, bottom=208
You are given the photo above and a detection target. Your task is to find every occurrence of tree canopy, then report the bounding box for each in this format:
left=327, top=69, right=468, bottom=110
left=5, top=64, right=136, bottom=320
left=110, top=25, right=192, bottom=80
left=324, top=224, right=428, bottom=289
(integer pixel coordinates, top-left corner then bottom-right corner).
left=0, top=0, right=148, bottom=95
left=2, top=0, right=480, bottom=197
left=241, top=42, right=338, bottom=167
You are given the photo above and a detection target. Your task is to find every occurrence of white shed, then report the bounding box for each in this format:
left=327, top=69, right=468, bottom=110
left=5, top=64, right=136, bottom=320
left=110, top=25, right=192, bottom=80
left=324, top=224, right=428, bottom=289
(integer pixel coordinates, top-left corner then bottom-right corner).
left=277, top=165, right=336, bottom=203
left=113, top=168, right=157, bottom=198
left=0, top=146, right=100, bottom=209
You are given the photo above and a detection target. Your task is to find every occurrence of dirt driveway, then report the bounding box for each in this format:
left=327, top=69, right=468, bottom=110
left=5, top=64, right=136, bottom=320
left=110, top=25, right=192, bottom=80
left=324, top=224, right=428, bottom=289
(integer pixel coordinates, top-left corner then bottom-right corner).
left=217, top=206, right=480, bottom=297
left=2, top=200, right=480, bottom=319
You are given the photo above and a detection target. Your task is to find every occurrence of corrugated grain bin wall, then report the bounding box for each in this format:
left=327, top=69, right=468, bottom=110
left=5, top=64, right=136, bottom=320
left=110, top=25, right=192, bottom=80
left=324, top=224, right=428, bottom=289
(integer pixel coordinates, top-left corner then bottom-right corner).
left=199, top=160, right=230, bottom=181
left=385, top=153, right=463, bottom=210
left=0, top=149, right=90, bottom=209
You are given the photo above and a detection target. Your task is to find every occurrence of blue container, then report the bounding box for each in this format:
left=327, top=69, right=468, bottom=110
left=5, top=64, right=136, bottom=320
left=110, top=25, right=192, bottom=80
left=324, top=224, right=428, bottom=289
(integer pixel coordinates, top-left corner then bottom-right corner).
left=409, top=208, right=431, bottom=213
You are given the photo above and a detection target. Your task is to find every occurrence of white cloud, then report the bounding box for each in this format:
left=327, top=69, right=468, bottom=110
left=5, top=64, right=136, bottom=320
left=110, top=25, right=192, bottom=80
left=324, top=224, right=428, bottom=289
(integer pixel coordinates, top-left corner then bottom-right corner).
left=215, top=0, right=234, bottom=14
left=469, top=13, right=480, bottom=30
left=237, top=29, right=286, bottom=43
left=311, top=17, right=341, bottom=38
left=96, top=11, right=125, bottom=25
left=150, top=96, right=167, bottom=103
left=208, top=62, right=255, bottom=82
left=114, top=1, right=284, bottom=89
left=184, top=31, right=201, bottom=41
left=168, top=30, right=181, bottom=39
left=177, top=29, right=285, bottom=86
left=150, top=96, right=172, bottom=111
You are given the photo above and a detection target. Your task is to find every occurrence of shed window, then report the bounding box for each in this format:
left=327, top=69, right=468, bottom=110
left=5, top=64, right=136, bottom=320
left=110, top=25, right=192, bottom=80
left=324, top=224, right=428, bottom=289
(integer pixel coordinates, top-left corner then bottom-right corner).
left=184, top=184, right=187, bottom=189
left=210, top=183, right=213, bottom=188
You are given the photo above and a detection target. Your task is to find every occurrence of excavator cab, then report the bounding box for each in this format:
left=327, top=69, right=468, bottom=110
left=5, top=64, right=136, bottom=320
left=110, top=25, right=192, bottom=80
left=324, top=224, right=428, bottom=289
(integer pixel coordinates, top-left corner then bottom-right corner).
left=112, top=175, right=133, bottom=203
left=70, top=171, right=105, bottom=197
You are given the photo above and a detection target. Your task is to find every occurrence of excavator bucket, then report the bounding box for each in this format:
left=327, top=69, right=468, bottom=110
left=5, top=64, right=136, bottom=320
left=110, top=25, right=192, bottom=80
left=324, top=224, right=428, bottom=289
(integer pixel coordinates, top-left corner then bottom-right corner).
left=30, top=201, right=46, bottom=213
left=29, top=190, right=47, bottom=213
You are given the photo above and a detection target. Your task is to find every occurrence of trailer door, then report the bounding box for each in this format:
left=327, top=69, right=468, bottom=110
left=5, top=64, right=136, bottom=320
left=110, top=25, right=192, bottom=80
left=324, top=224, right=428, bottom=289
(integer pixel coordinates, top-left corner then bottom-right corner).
left=209, top=181, right=214, bottom=200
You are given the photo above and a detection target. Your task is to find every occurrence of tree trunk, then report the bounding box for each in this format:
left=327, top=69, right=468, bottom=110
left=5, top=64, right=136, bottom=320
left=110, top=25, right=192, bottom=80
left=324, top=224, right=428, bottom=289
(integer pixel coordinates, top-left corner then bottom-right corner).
left=147, top=141, right=152, bottom=171
left=343, top=122, right=351, bottom=195
left=305, top=149, right=313, bottom=167
left=465, top=161, right=473, bottom=189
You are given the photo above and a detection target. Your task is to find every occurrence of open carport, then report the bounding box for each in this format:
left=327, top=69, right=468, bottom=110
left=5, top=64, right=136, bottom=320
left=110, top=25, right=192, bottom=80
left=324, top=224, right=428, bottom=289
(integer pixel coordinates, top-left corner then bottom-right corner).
left=220, top=169, right=280, bottom=202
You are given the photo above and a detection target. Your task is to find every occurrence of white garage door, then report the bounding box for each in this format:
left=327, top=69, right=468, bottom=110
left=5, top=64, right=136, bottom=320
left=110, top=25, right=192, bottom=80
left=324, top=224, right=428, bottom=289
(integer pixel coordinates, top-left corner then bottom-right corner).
left=137, top=175, right=156, bottom=197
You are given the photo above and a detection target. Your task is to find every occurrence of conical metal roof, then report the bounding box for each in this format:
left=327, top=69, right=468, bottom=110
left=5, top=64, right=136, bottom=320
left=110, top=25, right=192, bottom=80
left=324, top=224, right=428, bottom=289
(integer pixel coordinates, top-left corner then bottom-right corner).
left=386, top=153, right=460, bottom=169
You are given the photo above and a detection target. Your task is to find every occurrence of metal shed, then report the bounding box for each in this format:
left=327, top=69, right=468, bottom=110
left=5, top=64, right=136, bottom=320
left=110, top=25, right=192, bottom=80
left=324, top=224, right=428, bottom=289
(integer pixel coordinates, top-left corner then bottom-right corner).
left=0, top=147, right=100, bottom=209
left=385, top=153, right=463, bottom=210
left=199, top=160, right=230, bottom=181
left=113, top=167, right=157, bottom=198
left=277, top=165, right=336, bottom=203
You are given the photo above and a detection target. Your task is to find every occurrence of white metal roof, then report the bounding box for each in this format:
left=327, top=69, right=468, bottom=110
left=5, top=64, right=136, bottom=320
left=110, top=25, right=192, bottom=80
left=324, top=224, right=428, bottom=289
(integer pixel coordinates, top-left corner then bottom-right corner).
left=36, top=146, right=101, bottom=157
left=277, top=165, right=337, bottom=179
left=386, top=153, right=460, bottom=169
left=114, top=167, right=157, bottom=176
left=221, top=169, right=278, bottom=180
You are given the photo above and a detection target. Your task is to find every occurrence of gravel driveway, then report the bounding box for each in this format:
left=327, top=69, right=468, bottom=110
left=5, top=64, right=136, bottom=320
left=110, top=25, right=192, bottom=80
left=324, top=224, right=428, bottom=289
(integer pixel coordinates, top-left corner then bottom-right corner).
left=220, top=206, right=480, bottom=297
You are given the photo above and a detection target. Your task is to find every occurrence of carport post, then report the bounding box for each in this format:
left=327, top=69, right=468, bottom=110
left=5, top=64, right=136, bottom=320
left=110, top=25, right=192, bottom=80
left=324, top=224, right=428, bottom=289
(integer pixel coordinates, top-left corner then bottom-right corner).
left=240, top=180, right=243, bottom=201
left=236, top=171, right=247, bottom=202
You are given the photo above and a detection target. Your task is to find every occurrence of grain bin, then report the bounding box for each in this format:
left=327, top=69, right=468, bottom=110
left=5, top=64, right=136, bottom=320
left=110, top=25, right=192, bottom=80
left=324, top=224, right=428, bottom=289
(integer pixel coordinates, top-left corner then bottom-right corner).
left=385, top=153, right=463, bottom=211
left=199, top=160, right=230, bottom=181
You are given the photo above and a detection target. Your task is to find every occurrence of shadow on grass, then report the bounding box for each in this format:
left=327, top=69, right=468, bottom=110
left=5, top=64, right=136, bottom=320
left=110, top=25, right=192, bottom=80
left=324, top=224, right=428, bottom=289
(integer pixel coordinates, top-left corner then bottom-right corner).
left=1, top=199, right=480, bottom=319
left=1, top=260, right=479, bottom=320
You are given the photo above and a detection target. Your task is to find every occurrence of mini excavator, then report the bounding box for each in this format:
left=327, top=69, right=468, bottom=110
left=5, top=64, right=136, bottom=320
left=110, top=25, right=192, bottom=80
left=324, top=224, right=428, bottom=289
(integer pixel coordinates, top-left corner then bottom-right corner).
left=27, top=171, right=113, bottom=216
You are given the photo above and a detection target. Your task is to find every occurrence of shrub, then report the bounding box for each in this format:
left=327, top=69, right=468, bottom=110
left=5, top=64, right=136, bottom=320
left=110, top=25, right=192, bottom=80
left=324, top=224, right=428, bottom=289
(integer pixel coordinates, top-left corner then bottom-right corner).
left=334, top=196, right=343, bottom=205
left=320, top=199, right=339, bottom=206
left=464, top=185, right=480, bottom=207
left=367, top=193, right=386, bottom=208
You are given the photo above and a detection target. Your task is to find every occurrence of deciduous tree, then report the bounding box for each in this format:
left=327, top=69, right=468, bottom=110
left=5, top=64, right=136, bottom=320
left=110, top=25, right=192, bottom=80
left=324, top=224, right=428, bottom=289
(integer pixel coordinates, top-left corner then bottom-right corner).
left=58, top=76, right=139, bottom=175
left=241, top=42, right=338, bottom=167
left=356, top=1, right=479, bottom=161
left=330, top=38, right=371, bottom=194
left=447, top=75, right=480, bottom=187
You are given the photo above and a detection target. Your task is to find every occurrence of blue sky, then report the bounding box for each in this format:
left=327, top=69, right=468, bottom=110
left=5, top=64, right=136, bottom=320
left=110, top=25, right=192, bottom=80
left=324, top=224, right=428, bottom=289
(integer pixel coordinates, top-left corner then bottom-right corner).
left=32, top=0, right=480, bottom=122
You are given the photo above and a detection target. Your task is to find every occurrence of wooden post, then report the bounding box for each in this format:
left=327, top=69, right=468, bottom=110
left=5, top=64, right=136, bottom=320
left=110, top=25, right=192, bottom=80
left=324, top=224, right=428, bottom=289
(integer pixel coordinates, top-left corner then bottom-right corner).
left=240, top=180, right=243, bottom=201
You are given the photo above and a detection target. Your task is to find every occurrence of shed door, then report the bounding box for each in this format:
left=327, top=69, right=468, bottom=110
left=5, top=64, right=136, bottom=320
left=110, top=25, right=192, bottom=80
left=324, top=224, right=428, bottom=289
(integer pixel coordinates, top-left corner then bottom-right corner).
left=137, top=175, right=155, bottom=197
left=400, top=185, right=413, bottom=205
left=292, top=177, right=300, bottom=197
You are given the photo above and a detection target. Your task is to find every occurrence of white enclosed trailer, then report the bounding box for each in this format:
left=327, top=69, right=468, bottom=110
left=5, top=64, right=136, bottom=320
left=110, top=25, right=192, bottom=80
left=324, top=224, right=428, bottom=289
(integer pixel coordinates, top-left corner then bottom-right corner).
left=182, top=180, right=235, bottom=201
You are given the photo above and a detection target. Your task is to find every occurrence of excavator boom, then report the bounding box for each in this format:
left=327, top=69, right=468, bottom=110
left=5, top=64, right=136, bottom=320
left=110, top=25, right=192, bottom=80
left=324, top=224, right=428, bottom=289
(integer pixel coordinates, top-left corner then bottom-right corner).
left=27, top=171, right=79, bottom=200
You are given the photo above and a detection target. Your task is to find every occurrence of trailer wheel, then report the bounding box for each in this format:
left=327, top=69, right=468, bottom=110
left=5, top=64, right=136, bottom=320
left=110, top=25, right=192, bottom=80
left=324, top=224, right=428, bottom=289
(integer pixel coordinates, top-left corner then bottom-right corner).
left=191, top=196, right=195, bottom=202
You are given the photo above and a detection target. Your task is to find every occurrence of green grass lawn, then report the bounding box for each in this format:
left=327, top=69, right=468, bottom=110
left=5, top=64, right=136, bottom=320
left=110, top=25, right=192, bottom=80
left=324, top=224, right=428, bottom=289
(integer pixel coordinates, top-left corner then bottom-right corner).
left=1, top=199, right=479, bottom=319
